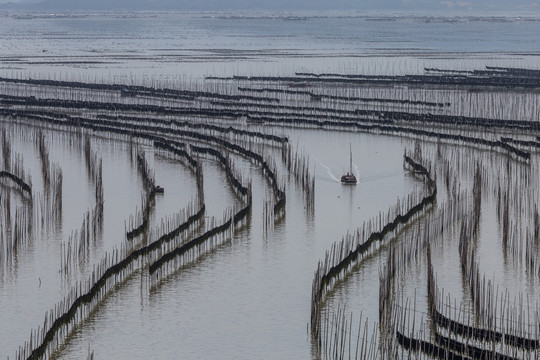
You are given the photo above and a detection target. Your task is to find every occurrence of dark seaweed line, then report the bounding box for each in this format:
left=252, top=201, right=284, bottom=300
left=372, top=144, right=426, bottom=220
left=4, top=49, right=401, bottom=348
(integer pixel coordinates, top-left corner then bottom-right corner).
left=125, top=190, right=156, bottom=240
left=125, top=150, right=158, bottom=240
left=153, top=140, right=197, bottom=168
left=121, top=87, right=280, bottom=104
left=0, top=76, right=280, bottom=104
left=473, top=68, right=540, bottom=79
left=425, top=68, right=475, bottom=75
left=433, top=332, right=519, bottom=360
left=0, top=94, right=247, bottom=121
left=0, top=170, right=31, bottom=195
left=485, top=66, right=540, bottom=78
left=374, top=111, right=540, bottom=131
left=136, top=152, right=156, bottom=192
left=289, top=69, right=540, bottom=89
left=403, top=154, right=435, bottom=189
left=237, top=86, right=448, bottom=108
left=97, top=113, right=288, bottom=144
left=148, top=201, right=251, bottom=274
left=433, top=307, right=503, bottom=344
left=172, top=119, right=287, bottom=144
left=142, top=205, right=207, bottom=260
left=209, top=99, right=361, bottom=118
left=209, top=73, right=540, bottom=89
left=433, top=308, right=540, bottom=349
left=0, top=94, right=229, bottom=117
left=396, top=330, right=471, bottom=360
left=500, top=136, right=540, bottom=149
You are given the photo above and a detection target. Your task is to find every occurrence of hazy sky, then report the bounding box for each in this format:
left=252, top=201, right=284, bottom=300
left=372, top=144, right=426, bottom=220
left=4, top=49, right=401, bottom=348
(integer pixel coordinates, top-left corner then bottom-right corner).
left=0, top=0, right=539, bottom=12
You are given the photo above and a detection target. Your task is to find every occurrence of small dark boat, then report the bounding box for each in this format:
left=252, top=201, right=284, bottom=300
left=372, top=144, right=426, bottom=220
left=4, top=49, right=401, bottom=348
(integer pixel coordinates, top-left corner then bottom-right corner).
left=341, top=172, right=357, bottom=184
left=154, top=185, right=164, bottom=194
left=341, top=144, right=357, bottom=185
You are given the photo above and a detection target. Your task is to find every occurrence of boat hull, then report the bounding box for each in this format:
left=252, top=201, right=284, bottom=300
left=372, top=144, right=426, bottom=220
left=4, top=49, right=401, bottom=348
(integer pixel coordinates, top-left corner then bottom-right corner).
left=340, top=174, right=357, bottom=184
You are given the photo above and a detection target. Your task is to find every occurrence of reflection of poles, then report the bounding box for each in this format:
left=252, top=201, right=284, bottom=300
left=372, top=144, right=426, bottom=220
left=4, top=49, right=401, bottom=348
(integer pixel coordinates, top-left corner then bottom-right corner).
left=348, top=184, right=354, bottom=219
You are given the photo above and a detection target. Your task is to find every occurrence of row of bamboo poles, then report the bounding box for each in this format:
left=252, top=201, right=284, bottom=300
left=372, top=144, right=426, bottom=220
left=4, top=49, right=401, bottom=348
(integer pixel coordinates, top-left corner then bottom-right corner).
left=17, top=135, right=208, bottom=360
left=60, top=137, right=104, bottom=276
left=0, top=126, right=34, bottom=274
left=282, top=142, right=315, bottom=212
left=125, top=147, right=157, bottom=240
left=377, top=135, right=540, bottom=359
left=2, top=66, right=540, bottom=359
left=8, top=92, right=301, bottom=359
left=0, top=76, right=312, bottom=359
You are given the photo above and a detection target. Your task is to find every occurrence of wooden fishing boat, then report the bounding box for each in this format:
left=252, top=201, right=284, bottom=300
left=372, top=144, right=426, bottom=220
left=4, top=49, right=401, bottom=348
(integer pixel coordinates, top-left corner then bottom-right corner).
left=341, top=144, right=357, bottom=184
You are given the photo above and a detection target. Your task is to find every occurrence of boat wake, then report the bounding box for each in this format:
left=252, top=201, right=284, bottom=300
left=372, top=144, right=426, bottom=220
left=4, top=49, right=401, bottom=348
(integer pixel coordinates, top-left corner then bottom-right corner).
left=353, top=163, right=360, bottom=183
left=360, top=170, right=405, bottom=183
left=314, top=157, right=341, bottom=183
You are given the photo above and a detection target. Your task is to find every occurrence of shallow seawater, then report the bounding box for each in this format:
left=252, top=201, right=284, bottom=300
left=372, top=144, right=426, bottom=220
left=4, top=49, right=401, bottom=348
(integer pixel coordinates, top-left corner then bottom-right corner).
left=2, top=11, right=540, bottom=80
left=1, top=10, right=540, bottom=360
